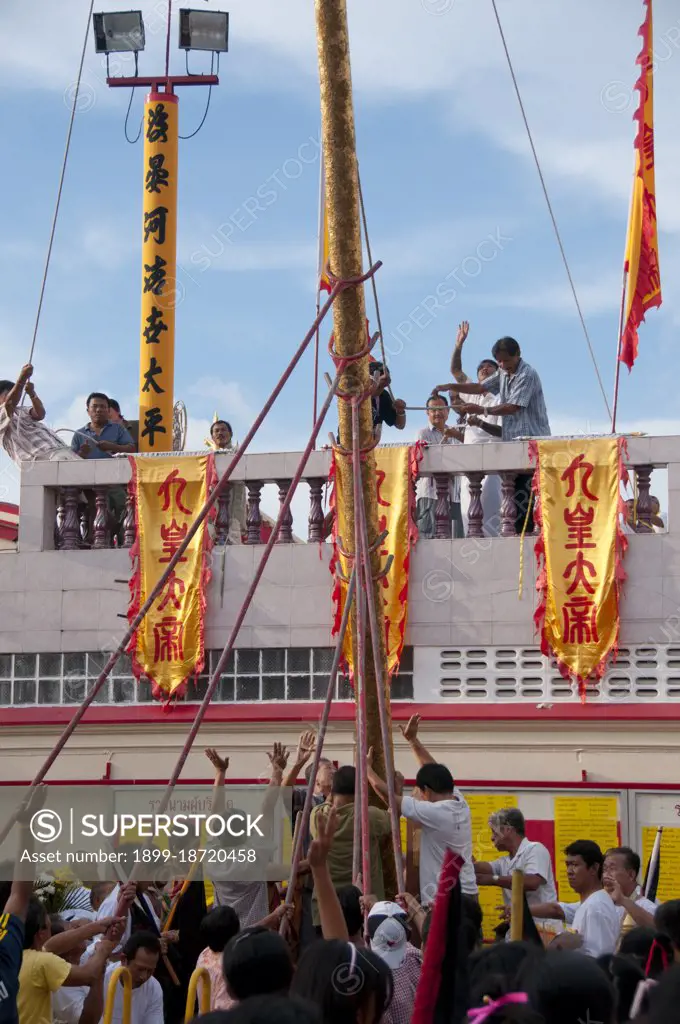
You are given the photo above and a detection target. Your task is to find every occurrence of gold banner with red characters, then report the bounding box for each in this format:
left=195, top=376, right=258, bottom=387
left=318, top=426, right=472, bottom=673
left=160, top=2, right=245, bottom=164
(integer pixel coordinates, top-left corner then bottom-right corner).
left=128, top=455, right=217, bottom=701
left=531, top=438, right=628, bottom=697
left=139, top=92, right=178, bottom=452
left=330, top=444, right=421, bottom=679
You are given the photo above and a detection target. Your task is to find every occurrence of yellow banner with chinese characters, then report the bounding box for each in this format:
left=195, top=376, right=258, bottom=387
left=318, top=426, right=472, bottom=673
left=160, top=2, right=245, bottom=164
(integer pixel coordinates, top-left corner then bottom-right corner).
left=128, top=455, right=216, bottom=700
left=554, top=796, right=619, bottom=899
left=467, top=793, right=518, bottom=940
left=138, top=92, right=178, bottom=451
left=330, top=445, right=420, bottom=679
left=532, top=438, right=627, bottom=694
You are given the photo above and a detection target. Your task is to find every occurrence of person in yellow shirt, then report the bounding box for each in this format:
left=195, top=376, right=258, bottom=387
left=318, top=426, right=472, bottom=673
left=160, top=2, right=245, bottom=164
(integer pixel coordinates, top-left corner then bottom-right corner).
left=18, top=898, right=109, bottom=1024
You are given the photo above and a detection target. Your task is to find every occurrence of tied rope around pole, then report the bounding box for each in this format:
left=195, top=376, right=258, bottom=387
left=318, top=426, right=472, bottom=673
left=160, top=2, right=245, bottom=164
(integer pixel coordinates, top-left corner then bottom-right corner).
left=0, top=265, right=381, bottom=850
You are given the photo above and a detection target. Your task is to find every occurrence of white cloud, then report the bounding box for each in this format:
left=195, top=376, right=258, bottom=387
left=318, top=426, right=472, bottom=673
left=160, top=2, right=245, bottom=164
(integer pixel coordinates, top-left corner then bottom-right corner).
left=188, top=377, right=254, bottom=425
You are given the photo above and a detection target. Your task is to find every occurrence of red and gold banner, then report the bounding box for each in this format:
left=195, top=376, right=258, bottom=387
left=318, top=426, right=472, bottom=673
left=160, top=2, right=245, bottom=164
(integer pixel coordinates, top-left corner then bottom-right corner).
left=128, top=455, right=216, bottom=700
left=531, top=438, right=628, bottom=697
left=621, top=0, right=661, bottom=370
left=330, top=444, right=420, bottom=679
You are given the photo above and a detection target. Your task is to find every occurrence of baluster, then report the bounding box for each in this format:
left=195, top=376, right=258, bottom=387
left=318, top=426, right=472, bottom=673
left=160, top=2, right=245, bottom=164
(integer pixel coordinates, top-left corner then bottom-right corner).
left=62, top=488, right=81, bottom=550
left=246, top=481, right=263, bottom=544
left=434, top=474, right=452, bottom=539
left=55, top=490, right=65, bottom=550
left=500, top=472, right=518, bottom=538
left=215, top=488, right=230, bottom=545
left=276, top=479, right=294, bottom=544
left=122, top=490, right=137, bottom=548
left=308, top=478, right=325, bottom=543
left=466, top=472, right=484, bottom=538
left=635, top=464, right=653, bottom=533
left=92, top=488, right=111, bottom=548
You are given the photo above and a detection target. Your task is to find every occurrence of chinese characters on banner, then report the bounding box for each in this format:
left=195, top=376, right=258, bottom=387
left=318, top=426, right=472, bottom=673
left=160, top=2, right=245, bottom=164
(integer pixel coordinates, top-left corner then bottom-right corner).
left=330, top=445, right=421, bottom=680
left=531, top=438, right=627, bottom=696
left=139, top=94, right=178, bottom=452
left=127, top=455, right=216, bottom=699
left=553, top=796, right=619, bottom=899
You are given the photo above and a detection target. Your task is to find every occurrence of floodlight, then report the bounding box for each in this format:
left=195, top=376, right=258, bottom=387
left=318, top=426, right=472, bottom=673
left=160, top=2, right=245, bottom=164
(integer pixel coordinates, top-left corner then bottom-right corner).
left=178, top=9, right=229, bottom=53
left=92, top=11, right=145, bottom=54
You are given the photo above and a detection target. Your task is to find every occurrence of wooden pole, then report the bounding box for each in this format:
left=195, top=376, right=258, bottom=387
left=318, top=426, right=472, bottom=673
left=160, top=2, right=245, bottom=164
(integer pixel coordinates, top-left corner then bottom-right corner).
left=610, top=266, right=628, bottom=434
left=510, top=869, right=524, bottom=942
left=315, top=0, right=395, bottom=885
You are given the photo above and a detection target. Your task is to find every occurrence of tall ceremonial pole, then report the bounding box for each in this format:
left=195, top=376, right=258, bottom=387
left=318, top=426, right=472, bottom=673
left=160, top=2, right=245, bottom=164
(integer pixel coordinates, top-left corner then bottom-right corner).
left=139, top=91, right=178, bottom=451
left=314, top=0, right=396, bottom=877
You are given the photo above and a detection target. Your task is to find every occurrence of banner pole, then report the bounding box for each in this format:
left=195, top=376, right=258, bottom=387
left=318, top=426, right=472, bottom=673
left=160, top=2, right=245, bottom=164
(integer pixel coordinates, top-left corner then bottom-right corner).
left=610, top=266, right=628, bottom=434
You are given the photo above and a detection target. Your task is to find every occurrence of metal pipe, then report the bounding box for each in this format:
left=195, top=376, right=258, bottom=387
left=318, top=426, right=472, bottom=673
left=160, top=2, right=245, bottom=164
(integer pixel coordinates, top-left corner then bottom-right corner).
left=103, top=966, right=132, bottom=1024
left=510, top=869, right=524, bottom=941
left=185, top=967, right=211, bottom=1021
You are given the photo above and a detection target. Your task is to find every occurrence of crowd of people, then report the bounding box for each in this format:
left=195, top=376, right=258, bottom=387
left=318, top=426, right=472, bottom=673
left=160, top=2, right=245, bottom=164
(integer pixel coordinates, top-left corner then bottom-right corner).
left=1, top=715, right=679, bottom=1024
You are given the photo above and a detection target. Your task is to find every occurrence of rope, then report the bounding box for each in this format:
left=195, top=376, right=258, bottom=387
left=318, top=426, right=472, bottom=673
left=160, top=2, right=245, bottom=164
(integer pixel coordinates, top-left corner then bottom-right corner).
left=27, top=0, right=95, bottom=368
left=357, top=168, right=394, bottom=400
left=489, top=0, right=611, bottom=420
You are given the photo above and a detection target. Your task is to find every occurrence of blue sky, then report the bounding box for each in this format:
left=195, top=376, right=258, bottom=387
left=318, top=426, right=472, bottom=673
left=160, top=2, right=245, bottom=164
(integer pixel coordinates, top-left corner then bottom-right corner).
left=1, top=0, right=679, bottom=517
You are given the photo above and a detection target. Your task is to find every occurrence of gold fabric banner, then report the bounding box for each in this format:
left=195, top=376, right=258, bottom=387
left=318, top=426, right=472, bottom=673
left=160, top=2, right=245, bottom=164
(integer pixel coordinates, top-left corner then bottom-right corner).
left=330, top=445, right=420, bottom=679
left=128, top=455, right=216, bottom=700
left=532, top=438, right=627, bottom=694
left=138, top=93, right=178, bottom=451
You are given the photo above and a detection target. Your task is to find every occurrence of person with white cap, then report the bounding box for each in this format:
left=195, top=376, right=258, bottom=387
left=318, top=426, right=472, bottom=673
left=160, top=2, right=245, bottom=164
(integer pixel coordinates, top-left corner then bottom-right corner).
left=367, top=900, right=422, bottom=1024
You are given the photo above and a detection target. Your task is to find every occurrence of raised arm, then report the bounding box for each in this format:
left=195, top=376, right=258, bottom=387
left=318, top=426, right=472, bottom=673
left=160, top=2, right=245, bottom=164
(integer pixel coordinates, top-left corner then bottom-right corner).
left=24, top=381, right=46, bottom=422
left=466, top=414, right=502, bottom=438
left=205, top=748, right=229, bottom=816
left=399, top=714, right=435, bottom=767
left=308, top=808, right=349, bottom=941
left=3, top=364, right=33, bottom=419
left=283, top=731, right=316, bottom=788
left=366, top=747, right=403, bottom=814
left=432, top=381, right=486, bottom=397
left=450, top=321, right=471, bottom=383
left=3, top=784, right=48, bottom=919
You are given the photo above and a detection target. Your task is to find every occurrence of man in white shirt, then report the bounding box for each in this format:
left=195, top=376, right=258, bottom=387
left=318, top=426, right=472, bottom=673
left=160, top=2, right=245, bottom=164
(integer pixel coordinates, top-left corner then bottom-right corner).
left=415, top=395, right=465, bottom=539
left=603, top=846, right=657, bottom=936
left=529, top=840, right=620, bottom=958
left=366, top=713, right=477, bottom=906
left=102, top=931, right=164, bottom=1024
left=474, top=807, right=558, bottom=927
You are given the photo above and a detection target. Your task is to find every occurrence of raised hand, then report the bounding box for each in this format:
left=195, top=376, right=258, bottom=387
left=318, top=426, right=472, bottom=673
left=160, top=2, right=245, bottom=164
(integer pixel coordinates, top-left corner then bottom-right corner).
left=205, top=748, right=229, bottom=774
left=268, top=743, right=289, bottom=772
left=295, top=731, right=316, bottom=765
left=455, top=321, right=470, bottom=347
left=308, top=806, right=338, bottom=869
left=399, top=714, right=421, bottom=743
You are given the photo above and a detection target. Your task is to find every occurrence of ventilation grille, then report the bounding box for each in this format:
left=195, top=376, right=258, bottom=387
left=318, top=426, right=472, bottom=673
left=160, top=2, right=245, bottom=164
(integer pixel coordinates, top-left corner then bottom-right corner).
left=439, top=645, right=679, bottom=702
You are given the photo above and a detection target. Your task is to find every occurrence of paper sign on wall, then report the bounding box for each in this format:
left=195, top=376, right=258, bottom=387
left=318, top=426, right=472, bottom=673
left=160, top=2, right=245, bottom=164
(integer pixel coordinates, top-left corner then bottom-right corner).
left=466, top=793, right=518, bottom=940
left=641, top=826, right=680, bottom=904
left=554, top=796, right=619, bottom=899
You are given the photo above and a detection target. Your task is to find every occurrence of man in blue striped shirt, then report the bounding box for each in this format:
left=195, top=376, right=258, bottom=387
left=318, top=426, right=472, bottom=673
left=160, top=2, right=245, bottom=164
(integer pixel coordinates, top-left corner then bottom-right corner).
left=435, top=336, right=550, bottom=534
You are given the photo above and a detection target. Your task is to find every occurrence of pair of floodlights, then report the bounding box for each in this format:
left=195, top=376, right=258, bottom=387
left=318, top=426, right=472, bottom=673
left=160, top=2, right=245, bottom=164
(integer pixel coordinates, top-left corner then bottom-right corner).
left=93, top=8, right=229, bottom=57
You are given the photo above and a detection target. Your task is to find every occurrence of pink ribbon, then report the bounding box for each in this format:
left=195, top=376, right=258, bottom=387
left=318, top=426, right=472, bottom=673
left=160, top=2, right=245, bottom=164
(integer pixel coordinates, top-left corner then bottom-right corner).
left=468, top=993, right=529, bottom=1023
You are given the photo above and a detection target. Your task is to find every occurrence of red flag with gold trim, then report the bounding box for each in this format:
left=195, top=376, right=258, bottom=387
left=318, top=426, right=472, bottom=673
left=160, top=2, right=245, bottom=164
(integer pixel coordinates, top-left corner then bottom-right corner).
left=620, top=0, right=661, bottom=370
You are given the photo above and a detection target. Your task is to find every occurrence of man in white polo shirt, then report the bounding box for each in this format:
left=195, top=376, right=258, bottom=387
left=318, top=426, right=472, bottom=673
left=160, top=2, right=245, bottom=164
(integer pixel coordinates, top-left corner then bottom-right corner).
left=603, top=846, right=657, bottom=938
left=366, top=714, right=477, bottom=906
left=474, top=807, right=558, bottom=929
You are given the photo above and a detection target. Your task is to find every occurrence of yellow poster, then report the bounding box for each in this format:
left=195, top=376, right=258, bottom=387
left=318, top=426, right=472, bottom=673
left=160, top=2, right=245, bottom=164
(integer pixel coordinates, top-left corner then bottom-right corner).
left=641, top=827, right=680, bottom=904
left=554, top=796, right=619, bottom=899
left=331, top=445, right=420, bottom=678
left=139, top=93, right=178, bottom=452
left=467, top=793, right=518, bottom=940
left=533, top=438, right=626, bottom=693
left=128, top=455, right=216, bottom=699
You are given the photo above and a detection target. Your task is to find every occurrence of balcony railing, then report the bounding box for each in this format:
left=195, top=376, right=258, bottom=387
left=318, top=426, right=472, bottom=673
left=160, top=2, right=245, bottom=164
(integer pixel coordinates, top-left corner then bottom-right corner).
left=15, top=435, right=675, bottom=553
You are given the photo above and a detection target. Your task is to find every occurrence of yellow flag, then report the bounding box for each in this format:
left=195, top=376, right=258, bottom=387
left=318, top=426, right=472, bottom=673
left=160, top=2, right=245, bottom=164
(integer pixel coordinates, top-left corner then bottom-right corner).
left=318, top=148, right=331, bottom=293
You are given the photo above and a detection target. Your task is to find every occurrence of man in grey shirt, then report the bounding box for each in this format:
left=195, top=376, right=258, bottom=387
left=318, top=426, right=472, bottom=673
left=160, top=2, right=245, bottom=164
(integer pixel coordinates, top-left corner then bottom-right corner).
left=435, top=336, right=550, bottom=535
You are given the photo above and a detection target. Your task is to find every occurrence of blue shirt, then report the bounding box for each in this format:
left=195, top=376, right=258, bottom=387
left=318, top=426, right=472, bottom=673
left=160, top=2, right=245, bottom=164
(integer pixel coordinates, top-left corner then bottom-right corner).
left=482, top=359, right=551, bottom=440
left=0, top=913, right=23, bottom=1024
left=71, top=421, right=134, bottom=459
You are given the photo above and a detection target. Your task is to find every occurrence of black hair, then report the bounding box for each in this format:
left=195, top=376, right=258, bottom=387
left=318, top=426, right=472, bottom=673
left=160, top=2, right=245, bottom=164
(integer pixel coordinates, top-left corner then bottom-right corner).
left=292, top=939, right=393, bottom=1024
left=491, top=337, right=520, bottom=359
left=200, top=905, right=240, bottom=954
left=462, top=893, right=484, bottom=940
left=522, top=950, right=615, bottom=1024
left=468, top=941, right=542, bottom=1011
left=415, top=762, right=454, bottom=795
left=648, top=963, right=680, bottom=1024
left=86, top=392, right=109, bottom=407
left=123, top=930, right=161, bottom=960
left=598, top=951, right=648, bottom=1022
left=0, top=380, right=14, bottom=396
left=49, top=914, right=66, bottom=937
left=192, top=996, right=322, bottom=1023
left=336, top=885, right=363, bottom=937
left=427, top=394, right=449, bottom=408
left=108, top=399, right=121, bottom=414
left=565, top=839, right=604, bottom=878
left=618, top=926, right=670, bottom=972
left=211, top=420, right=233, bottom=436
left=655, top=900, right=680, bottom=950
left=331, top=766, right=356, bottom=797
left=223, top=927, right=294, bottom=1001
left=477, top=359, right=498, bottom=374
left=605, top=845, right=641, bottom=875
left=368, top=361, right=384, bottom=375
left=24, top=897, right=49, bottom=949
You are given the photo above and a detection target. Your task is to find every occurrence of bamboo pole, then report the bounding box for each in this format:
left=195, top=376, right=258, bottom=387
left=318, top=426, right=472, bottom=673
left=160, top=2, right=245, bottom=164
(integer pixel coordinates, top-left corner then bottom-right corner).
left=510, top=869, right=524, bottom=942
left=314, top=0, right=393, bottom=842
